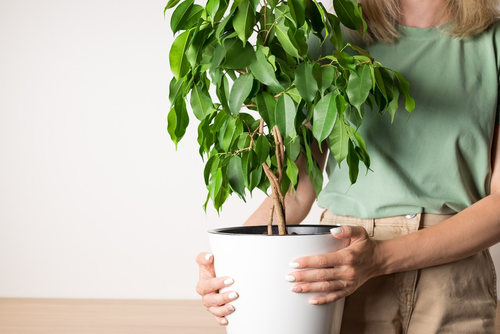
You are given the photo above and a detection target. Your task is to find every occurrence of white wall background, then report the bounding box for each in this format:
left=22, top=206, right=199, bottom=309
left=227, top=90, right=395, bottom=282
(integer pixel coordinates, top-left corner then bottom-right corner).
left=0, top=0, right=499, bottom=300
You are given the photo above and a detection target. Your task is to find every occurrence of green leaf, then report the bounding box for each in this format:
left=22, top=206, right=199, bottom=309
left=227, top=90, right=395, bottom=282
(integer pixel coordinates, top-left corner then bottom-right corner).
left=174, top=96, right=189, bottom=141
left=312, top=92, right=338, bottom=146
left=169, top=29, right=193, bottom=80
left=248, top=48, right=281, bottom=88
left=328, top=115, right=348, bottom=166
left=223, top=40, right=256, bottom=69
left=275, top=94, right=296, bottom=137
left=207, top=0, right=228, bottom=25
left=320, top=66, right=335, bottom=95
left=301, top=127, right=314, bottom=176
left=169, top=77, right=184, bottom=104
left=209, top=44, right=225, bottom=84
left=249, top=165, right=262, bottom=192
left=197, top=112, right=214, bottom=155
left=326, top=13, right=343, bottom=50
left=256, top=92, right=276, bottom=128
left=285, top=135, right=301, bottom=161
left=311, top=162, right=323, bottom=196
left=334, top=49, right=356, bottom=71
left=190, top=84, right=214, bottom=121
left=353, top=130, right=370, bottom=171
left=347, top=65, right=372, bottom=117
left=344, top=104, right=362, bottom=128
left=167, top=107, right=178, bottom=148
left=288, top=0, right=305, bottom=28
left=215, top=11, right=234, bottom=41
left=332, top=0, right=362, bottom=31
left=347, top=140, right=359, bottom=184
left=219, top=117, right=235, bottom=151
left=228, top=156, right=246, bottom=199
left=286, top=87, right=302, bottom=104
left=373, top=67, right=387, bottom=99
left=387, top=84, right=400, bottom=123
left=275, top=19, right=300, bottom=58
left=220, top=117, right=243, bottom=151
left=393, top=70, right=416, bottom=112
left=204, top=155, right=219, bottom=185
left=229, top=73, right=254, bottom=116
left=286, top=158, right=299, bottom=190
left=208, top=169, right=224, bottom=203
left=171, top=0, right=201, bottom=34
left=211, top=111, right=229, bottom=134
left=254, top=135, right=271, bottom=164
left=347, top=43, right=374, bottom=61
left=233, top=0, right=255, bottom=45
left=280, top=172, right=291, bottom=197
left=165, top=0, right=182, bottom=12
left=305, top=0, right=324, bottom=38
left=187, top=25, right=213, bottom=69
left=294, top=62, right=320, bottom=103
left=217, top=75, right=231, bottom=114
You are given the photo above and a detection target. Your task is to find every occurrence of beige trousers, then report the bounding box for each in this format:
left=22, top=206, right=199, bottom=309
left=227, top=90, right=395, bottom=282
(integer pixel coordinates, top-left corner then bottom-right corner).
left=320, top=210, right=497, bottom=334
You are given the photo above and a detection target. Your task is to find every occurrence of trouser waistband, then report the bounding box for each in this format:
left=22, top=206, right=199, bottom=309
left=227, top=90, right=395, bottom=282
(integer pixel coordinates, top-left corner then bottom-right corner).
left=320, top=210, right=455, bottom=237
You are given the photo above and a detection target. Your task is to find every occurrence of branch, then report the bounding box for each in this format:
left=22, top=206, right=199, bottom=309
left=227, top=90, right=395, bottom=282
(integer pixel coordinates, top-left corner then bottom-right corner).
left=267, top=206, right=274, bottom=235
left=274, top=83, right=295, bottom=99
left=273, top=126, right=283, bottom=184
left=262, top=162, right=286, bottom=235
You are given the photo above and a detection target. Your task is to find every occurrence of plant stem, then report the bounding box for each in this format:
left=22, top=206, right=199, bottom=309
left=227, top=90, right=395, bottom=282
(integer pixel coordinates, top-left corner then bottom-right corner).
left=267, top=206, right=274, bottom=235
left=258, top=119, right=286, bottom=235
left=262, top=162, right=286, bottom=235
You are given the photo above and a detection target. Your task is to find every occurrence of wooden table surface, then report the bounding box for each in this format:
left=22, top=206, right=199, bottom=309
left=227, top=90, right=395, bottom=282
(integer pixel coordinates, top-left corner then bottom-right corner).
left=0, top=299, right=224, bottom=334
left=0, top=298, right=499, bottom=334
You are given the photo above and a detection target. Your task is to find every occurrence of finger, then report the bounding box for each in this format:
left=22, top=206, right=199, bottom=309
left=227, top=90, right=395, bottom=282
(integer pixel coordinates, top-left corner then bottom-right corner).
left=286, top=267, right=341, bottom=283
left=330, top=225, right=368, bottom=243
left=290, top=251, right=342, bottom=269
left=308, top=289, right=350, bottom=305
left=196, top=276, right=235, bottom=296
left=215, top=316, right=229, bottom=326
left=208, top=304, right=236, bottom=317
left=196, top=252, right=216, bottom=280
left=202, top=290, right=239, bottom=307
left=290, top=280, right=347, bottom=294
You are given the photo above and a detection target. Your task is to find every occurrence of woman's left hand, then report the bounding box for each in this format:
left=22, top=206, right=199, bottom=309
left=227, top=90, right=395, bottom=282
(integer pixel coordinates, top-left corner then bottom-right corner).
left=286, top=225, right=384, bottom=305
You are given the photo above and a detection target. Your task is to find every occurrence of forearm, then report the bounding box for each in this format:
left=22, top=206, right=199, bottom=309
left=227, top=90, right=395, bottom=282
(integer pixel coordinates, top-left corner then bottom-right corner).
left=377, top=191, right=500, bottom=276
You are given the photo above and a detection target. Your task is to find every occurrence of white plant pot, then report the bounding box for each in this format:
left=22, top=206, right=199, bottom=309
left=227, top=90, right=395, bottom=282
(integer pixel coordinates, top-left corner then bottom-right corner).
left=208, top=225, right=348, bottom=334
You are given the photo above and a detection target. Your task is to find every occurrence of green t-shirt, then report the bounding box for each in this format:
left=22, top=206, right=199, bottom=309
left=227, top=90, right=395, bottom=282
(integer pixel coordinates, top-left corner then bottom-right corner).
left=315, top=23, right=500, bottom=218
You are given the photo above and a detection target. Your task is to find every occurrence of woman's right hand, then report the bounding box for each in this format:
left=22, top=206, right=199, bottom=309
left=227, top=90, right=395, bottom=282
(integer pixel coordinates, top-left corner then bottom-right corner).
left=196, top=252, right=239, bottom=326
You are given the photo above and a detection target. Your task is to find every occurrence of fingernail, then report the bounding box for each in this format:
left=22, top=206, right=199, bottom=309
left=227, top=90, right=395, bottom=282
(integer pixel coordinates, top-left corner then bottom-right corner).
left=223, top=278, right=234, bottom=285
left=291, top=286, right=302, bottom=293
left=226, top=305, right=235, bottom=313
left=289, top=262, right=300, bottom=268
left=309, top=300, right=319, bottom=305
left=330, top=227, right=342, bottom=235
left=228, top=292, right=239, bottom=300
left=285, top=275, right=296, bottom=282
left=205, top=253, right=213, bottom=261
left=221, top=318, right=228, bottom=325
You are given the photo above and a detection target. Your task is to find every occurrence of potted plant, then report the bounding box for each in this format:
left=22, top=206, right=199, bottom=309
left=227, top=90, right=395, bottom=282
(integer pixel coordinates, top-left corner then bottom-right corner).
left=165, top=0, right=415, bottom=332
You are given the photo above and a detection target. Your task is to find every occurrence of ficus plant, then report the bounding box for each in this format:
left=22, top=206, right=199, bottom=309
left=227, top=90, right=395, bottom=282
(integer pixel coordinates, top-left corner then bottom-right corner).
left=165, top=0, right=415, bottom=235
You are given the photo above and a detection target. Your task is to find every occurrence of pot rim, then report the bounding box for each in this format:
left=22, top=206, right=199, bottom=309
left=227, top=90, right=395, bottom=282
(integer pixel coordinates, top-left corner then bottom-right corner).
left=208, top=224, right=341, bottom=236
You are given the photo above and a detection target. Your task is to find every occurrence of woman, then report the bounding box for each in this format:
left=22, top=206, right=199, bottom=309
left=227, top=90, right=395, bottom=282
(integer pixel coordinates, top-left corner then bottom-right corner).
left=196, top=0, right=500, bottom=332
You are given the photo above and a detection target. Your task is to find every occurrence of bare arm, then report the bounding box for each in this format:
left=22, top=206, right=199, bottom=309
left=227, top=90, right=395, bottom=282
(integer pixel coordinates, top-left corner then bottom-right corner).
left=244, top=139, right=329, bottom=226
left=289, top=125, right=500, bottom=305
left=377, top=124, right=500, bottom=274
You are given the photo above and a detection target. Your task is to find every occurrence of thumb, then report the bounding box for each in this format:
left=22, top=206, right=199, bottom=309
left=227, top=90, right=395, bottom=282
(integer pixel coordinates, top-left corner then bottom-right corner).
left=330, top=225, right=368, bottom=242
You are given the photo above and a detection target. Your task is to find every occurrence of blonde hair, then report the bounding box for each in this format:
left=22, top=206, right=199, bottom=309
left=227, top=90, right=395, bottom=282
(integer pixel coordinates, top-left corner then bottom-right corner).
left=357, top=0, right=500, bottom=44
